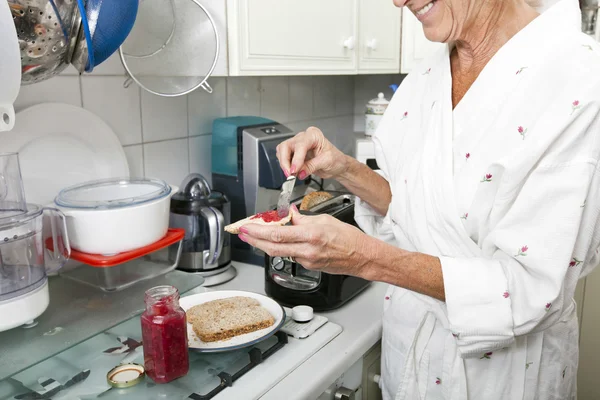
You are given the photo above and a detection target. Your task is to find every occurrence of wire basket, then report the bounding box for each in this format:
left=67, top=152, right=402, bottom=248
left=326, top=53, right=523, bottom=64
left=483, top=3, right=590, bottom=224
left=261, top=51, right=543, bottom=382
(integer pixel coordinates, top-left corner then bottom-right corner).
left=118, top=0, right=220, bottom=97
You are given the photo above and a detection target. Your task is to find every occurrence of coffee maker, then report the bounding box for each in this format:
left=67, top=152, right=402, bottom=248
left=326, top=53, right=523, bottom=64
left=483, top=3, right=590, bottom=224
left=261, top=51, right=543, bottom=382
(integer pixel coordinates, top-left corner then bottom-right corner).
left=169, top=173, right=236, bottom=286
left=211, top=117, right=309, bottom=265
left=264, top=193, right=371, bottom=311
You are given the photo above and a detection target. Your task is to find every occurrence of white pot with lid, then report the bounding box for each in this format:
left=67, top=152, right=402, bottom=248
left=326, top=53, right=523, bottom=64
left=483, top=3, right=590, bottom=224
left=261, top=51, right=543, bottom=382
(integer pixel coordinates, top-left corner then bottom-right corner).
left=54, top=177, right=177, bottom=255
left=365, top=92, right=390, bottom=136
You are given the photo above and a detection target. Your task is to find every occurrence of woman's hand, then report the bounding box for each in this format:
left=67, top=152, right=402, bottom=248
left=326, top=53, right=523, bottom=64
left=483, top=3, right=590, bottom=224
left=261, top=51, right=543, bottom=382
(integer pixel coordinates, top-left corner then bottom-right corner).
left=277, top=127, right=349, bottom=180
left=238, top=206, right=370, bottom=276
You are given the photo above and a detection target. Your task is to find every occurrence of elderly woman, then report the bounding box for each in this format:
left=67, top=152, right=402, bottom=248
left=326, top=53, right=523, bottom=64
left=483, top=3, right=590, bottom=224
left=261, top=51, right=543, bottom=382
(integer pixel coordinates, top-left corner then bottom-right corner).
left=238, top=0, right=600, bottom=398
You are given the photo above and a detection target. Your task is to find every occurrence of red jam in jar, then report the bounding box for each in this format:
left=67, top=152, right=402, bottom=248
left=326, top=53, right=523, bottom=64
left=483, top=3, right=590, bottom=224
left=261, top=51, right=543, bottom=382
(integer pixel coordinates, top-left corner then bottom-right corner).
left=141, top=285, right=189, bottom=384
left=251, top=210, right=283, bottom=223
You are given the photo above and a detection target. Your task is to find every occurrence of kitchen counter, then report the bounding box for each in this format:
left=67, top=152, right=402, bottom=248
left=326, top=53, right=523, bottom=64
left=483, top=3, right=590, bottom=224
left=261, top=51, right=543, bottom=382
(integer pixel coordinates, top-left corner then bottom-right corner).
left=187, top=261, right=387, bottom=400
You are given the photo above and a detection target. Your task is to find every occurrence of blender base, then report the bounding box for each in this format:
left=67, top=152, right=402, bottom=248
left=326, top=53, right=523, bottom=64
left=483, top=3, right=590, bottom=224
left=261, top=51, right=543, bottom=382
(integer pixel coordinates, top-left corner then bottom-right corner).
left=0, top=278, right=49, bottom=332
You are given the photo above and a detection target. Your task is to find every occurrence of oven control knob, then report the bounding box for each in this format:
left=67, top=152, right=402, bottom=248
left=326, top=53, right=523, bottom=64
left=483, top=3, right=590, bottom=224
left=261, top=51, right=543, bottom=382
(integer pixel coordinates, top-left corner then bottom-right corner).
left=334, top=387, right=355, bottom=400
left=271, top=257, right=285, bottom=271
left=292, top=305, right=313, bottom=322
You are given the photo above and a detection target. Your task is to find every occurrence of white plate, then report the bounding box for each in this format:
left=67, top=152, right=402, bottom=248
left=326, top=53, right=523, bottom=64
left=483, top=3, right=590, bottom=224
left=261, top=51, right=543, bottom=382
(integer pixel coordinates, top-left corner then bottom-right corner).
left=3, top=103, right=129, bottom=205
left=180, top=290, right=286, bottom=353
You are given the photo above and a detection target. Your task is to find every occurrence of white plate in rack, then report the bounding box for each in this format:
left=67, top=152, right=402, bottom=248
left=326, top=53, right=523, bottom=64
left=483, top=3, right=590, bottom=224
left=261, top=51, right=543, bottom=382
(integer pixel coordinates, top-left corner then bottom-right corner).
left=180, top=290, right=286, bottom=353
left=4, top=103, right=129, bottom=205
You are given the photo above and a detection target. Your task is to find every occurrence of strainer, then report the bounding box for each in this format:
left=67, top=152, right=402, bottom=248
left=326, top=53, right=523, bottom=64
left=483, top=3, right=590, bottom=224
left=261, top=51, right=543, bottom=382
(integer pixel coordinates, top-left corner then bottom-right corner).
left=71, top=0, right=138, bottom=73
left=118, top=0, right=220, bottom=97
left=10, top=0, right=137, bottom=83
left=9, top=0, right=82, bottom=84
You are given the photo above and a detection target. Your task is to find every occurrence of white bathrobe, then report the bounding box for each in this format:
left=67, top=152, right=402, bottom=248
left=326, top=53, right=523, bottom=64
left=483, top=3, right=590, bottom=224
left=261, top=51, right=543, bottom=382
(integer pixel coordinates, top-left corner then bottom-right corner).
left=355, top=1, right=600, bottom=399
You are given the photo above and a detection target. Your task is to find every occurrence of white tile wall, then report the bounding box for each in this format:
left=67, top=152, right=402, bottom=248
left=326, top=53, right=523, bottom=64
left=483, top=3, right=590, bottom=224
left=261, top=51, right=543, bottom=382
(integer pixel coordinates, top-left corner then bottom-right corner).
left=141, top=91, right=188, bottom=142
left=123, top=145, right=144, bottom=178
left=289, top=77, right=314, bottom=122
left=260, top=77, right=290, bottom=123
left=188, top=78, right=227, bottom=136
left=189, top=135, right=213, bottom=184
left=312, top=76, right=337, bottom=119
left=82, top=76, right=142, bottom=145
left=227, top=77, right=261, bottom=117
left=14, top=76, right=81, bottom=112
left=7, top=71, right=377, bottom=189
left=144, top=138, right=189, bottom=186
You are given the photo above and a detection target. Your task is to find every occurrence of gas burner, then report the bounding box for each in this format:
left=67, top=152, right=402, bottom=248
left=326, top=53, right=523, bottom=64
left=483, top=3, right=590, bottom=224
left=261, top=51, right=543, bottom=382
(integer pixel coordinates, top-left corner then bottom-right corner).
left=187, top=331, right=288, bottom=400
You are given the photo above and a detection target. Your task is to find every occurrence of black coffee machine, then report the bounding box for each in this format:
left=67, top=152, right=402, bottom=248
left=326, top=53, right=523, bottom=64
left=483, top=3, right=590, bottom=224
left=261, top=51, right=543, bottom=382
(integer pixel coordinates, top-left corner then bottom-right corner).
left=264, top=192, right=371, bottom=311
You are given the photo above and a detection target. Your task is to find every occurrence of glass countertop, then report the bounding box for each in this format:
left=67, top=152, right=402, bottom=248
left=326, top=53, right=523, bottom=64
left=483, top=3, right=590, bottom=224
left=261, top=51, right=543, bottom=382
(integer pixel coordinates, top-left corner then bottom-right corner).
left=0, top=271, right=204, bottom=381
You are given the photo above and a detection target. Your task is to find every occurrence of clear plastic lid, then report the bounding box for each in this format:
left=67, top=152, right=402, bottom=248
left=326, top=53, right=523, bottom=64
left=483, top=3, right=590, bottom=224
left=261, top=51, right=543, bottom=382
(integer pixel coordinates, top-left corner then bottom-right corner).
left=55, top=178, right=171, bottom=210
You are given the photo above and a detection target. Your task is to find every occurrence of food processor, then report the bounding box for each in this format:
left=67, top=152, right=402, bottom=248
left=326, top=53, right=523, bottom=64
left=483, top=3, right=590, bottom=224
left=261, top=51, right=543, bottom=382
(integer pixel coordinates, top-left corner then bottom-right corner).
left=0, top=2, right=71, bottom=332
left=0, top=153, right=71, bottom=332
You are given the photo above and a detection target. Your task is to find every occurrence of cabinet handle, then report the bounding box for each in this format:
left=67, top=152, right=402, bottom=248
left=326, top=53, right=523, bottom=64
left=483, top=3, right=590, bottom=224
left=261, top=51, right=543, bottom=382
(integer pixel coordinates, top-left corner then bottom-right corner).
left=367, top=39, right=378, bottom=51
left=343, top=36, right=355, bottom=50
left=370, top=373, right=381, bottom=385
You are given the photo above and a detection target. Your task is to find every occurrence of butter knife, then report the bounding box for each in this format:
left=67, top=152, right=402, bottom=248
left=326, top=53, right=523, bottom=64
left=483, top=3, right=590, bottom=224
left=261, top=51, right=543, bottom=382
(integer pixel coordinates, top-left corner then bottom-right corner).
left=277, top=175, right=297, bottom=218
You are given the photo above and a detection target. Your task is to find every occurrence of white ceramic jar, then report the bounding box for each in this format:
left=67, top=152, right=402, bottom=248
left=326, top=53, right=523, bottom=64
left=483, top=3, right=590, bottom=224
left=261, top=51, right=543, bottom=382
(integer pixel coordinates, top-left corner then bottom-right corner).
left=365, top=92, right=390, bottom=136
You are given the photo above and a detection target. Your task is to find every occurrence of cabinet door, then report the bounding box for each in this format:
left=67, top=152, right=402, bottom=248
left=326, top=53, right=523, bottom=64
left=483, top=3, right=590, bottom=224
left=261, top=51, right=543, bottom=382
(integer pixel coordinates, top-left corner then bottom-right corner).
left=358, top=0, right=401, bottom=74
left=227, top=0, right=358, bottom=76
left=578, top=271, right=600, bottom=399
left=400, top=9, right=443, bottom=74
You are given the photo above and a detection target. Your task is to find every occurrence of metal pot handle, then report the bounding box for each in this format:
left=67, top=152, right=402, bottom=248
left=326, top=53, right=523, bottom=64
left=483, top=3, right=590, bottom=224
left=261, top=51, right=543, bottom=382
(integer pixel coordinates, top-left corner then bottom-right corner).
left=199, top=206, right=224, bottom=267
left=43, top=207, right=71, bottom=274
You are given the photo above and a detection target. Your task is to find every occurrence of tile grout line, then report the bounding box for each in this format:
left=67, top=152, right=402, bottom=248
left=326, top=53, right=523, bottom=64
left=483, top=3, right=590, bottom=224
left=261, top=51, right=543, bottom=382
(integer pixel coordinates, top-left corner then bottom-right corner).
left=187, top=94, right=192, bottom=174
left=139, top=87, right=146, bottom=177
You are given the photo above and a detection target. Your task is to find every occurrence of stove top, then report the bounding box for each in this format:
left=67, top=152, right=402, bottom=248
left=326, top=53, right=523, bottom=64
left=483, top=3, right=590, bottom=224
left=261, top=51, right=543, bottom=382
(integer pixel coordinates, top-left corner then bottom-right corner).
left=3, top=309, right=342, bottom=400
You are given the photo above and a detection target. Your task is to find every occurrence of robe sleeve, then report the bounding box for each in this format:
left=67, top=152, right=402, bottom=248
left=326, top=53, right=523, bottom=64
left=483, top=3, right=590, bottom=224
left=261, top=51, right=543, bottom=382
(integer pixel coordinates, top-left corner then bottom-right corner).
left=440, top=157, right=600, bottom=358
left=354, top=137, right=398, bottom=246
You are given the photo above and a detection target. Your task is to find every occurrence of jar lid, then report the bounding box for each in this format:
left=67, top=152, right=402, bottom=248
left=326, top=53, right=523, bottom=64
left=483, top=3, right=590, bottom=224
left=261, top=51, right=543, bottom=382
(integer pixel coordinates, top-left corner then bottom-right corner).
left=55, top=178, right=171, bottom=210
left=367, top=92, right=390, bottom=106
left=106, top=363, right=145, bottom=388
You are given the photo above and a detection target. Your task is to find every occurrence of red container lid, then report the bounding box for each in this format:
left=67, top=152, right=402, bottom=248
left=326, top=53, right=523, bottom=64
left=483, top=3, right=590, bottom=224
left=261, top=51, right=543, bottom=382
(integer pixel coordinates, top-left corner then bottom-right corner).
left=46, top=228, right=185, bottom=268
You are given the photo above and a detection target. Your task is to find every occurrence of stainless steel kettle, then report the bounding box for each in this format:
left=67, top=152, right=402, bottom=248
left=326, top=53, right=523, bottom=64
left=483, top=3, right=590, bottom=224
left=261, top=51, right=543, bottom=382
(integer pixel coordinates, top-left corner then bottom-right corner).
left=169, top=173, right=231, bottom=272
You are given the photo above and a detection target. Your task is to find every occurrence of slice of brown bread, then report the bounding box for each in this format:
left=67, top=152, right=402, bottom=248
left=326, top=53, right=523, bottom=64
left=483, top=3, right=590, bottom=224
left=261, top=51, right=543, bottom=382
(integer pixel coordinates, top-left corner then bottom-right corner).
left=186, top=296, right=260, bottom=325
left=224, top=208, right=295, bottom=235
left=187, top=296, right=275, bottom=342
left=299, top=191, right=334, bottom=211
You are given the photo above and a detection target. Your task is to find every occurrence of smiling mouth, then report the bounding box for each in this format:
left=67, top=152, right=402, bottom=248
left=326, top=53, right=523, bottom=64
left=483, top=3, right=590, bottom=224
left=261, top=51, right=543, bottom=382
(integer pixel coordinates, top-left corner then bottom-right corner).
left=415, top=0, right=435, bottom=17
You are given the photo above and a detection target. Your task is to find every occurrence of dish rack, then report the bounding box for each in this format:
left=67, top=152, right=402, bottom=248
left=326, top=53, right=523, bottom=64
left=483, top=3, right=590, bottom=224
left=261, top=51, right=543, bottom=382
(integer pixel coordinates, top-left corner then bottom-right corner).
left=47, top=229, right=185, bottom=292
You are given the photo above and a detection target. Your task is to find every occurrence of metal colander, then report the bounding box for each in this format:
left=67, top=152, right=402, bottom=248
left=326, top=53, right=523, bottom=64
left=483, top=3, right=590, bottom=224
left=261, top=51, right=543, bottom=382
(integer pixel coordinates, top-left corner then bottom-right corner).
left=9, top=0, right=82, bottom=84
left=118, top=0, right=220, bottom=97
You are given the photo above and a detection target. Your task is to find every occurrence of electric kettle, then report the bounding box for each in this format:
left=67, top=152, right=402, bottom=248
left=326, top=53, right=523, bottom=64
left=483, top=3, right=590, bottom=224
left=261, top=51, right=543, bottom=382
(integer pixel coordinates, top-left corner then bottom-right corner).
left=169, top=173, right=231, bottom=273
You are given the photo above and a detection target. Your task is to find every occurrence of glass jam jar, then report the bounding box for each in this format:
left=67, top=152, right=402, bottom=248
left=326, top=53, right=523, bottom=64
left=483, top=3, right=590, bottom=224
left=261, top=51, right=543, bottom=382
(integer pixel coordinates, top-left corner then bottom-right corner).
left=141, top=285, right=189, bottom=383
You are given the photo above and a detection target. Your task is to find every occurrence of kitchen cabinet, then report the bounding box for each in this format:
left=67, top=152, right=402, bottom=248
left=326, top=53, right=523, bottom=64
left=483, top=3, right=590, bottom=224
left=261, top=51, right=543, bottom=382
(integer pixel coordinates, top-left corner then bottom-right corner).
left=227, top=0, right=359, bottom=76
left=357, top=0, right=401, bottom=74
left=227, top=0, right=401, bottom=76
left=400, top=10, right=444, bottom=74
left=578, top=272, right=600, bottom=399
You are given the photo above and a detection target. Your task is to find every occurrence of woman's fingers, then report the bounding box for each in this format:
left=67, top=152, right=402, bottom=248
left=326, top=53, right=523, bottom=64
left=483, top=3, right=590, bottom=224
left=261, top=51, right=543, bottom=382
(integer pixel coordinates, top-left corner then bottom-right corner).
left=238, top=233, right=306, bottom=258
left=276, top=139, right=294, bottom=176
left=239, top=223, right=309, bottom=243
left=277, top=128, right=327, bottom=177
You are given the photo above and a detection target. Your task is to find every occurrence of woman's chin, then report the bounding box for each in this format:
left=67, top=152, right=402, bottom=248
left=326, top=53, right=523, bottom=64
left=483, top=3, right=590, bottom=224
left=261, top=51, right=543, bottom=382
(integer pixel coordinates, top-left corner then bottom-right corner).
left=422, top=27, right=449, bottom=44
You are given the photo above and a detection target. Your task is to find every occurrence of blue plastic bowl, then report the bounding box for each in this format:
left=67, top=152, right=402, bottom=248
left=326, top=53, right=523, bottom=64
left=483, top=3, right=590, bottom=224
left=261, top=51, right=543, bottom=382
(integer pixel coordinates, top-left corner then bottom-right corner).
left=76, top=0, right=138, bottom=72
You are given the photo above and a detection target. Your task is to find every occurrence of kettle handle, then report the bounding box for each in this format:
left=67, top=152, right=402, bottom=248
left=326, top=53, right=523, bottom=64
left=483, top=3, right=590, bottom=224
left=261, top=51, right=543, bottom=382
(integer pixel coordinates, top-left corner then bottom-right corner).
left=199, top=206, right=224, bottom=267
